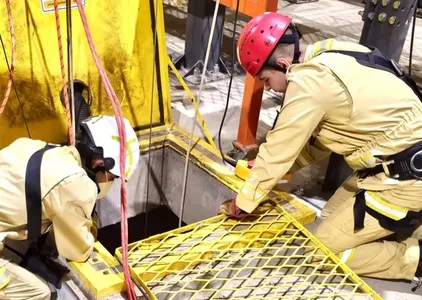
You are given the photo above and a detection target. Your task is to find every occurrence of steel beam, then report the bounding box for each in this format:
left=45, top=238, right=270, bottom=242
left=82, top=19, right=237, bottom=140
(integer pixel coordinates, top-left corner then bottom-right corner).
left=360, top=0, right=417, bottom=62
left=174, top=0, right=228, bottom=79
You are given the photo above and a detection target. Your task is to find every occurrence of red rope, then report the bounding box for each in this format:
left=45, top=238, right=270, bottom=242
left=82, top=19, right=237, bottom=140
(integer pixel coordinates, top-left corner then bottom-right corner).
left=0, top=0, right=15, bottom=116
left=75, top=1, right=136, bottom=299
left=53, top=0, right=75, bottom=146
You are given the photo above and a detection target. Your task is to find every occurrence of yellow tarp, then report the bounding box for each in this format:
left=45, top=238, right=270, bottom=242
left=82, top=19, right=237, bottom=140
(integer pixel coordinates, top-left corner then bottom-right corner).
left=0, top=0, right=171, bottom=148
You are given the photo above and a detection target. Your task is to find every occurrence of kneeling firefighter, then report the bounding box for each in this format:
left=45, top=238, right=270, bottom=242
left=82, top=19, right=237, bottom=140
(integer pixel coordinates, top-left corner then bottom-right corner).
left=0, top=115, right=139, bottom=299
left=219, top=12, right=422, bottom=290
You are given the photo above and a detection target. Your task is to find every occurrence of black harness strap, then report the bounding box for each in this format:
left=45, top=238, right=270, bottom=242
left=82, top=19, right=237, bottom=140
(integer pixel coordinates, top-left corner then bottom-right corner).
left=358, top=141, right=422, bottom=180
left=353, top=190, right=366, bottom=232
left=270, top=46, right=422, bottom=134
left=323, top=48, right=422, bottom=102
left=25, top=144, right=57, bottom=241
left=21, top=144, right=70, bottom=289
left=353, top=188, right=422, bottom=235
left=271, top=109, right=281, bottom=130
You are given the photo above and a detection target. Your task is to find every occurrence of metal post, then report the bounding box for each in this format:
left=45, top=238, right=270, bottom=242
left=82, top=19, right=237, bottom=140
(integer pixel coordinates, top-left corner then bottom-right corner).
left=174, top=0, right=228, bottom=82
left=226, top=0, right=278, bottom=163
left=360, top=0, right=418, bottom=62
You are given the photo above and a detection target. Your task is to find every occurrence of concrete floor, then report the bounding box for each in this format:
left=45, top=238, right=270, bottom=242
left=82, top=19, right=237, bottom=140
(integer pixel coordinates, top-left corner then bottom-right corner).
left=164, top=0, right=422, bottom=299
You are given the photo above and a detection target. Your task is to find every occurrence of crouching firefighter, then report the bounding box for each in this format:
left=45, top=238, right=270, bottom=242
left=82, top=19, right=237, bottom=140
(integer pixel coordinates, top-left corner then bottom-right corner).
left=0, top=115, right=139, bottom=299
left=219, top=11, right=422, bottom=291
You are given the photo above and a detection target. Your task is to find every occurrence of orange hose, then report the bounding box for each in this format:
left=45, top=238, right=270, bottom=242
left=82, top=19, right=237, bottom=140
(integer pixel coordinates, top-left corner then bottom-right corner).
left=0, top=0, right=15, bottom=116
left=53, top=0, right=75, bottom=146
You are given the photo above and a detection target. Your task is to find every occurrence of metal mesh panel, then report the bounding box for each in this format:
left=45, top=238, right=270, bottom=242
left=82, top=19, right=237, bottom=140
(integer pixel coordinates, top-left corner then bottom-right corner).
left=117, top=202, right=381, bottom=300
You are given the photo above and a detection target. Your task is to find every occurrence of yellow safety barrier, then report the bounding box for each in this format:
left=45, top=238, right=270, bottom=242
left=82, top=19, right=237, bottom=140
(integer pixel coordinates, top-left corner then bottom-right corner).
left=116, top=200, right=381, bottom=300
left=167, top=57, right=218, bottom=152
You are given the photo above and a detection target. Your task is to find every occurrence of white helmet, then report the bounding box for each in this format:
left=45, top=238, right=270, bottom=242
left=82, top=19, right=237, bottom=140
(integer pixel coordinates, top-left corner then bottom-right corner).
left=78, top=115, right=140, bottom=181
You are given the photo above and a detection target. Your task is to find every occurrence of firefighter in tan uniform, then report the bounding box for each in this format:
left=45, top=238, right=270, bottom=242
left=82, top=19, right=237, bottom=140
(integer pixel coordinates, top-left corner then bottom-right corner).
left=0, top=115, right=139, bottom=299
left=220, top=12, right=422, bottom=289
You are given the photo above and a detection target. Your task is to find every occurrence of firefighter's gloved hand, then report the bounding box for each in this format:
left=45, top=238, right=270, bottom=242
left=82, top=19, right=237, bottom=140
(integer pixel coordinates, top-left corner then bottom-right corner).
left=218, top=199, right=249, bottom=218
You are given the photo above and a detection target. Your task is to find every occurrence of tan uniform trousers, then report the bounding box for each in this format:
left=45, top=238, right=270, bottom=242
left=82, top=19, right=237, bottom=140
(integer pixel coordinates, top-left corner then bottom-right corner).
left=313, top=174, right=420, bottom=280
left=0, top=260, right=50, bottom=300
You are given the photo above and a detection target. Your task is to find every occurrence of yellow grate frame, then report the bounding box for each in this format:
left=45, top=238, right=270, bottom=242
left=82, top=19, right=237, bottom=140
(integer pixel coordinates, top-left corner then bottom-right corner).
left=116, top=201, right=381, bottom=300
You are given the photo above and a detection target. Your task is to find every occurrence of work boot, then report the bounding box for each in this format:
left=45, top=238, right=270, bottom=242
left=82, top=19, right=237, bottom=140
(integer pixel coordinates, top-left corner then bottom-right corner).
left=413, top=240, right=422, bottom=292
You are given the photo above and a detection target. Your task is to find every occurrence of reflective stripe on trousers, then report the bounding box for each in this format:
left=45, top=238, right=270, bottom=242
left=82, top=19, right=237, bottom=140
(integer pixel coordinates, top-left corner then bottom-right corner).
left=354, top=189, right=422, bottom=233
left=0, top=266, right=11, bottom=290
left=364, top=191, right=408, bottom=221
left=339, top=248, right=355, bottom=264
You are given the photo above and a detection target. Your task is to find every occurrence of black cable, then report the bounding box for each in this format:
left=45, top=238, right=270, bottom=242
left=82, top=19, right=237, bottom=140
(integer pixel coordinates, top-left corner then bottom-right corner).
left=0, top=33, right=31, bottom=138
left=145, top=0, right=160, bottom=238
left=217, top=0, right=240, bottom=165
left=409, top=3, right=417, bottom=77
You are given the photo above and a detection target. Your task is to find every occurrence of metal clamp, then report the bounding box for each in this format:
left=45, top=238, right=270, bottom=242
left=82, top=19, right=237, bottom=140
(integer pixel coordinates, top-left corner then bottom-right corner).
left=410, top=150, right=422, bottom=173
left=390, top=59, right=404, bottom=76
left=381, top=160, right=394, bottom=177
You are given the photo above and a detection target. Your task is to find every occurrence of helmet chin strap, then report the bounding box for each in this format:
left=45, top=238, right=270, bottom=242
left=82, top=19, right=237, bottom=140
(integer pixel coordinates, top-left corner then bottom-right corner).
left=261, top=26, right=302, bottom=74
left=265, top=62, right=288, bottom=74
left=292, top=29, right=301, bottom=63
left=264, top=25, right=302, bottom=74
left=278, top=26, right=302, bottom=64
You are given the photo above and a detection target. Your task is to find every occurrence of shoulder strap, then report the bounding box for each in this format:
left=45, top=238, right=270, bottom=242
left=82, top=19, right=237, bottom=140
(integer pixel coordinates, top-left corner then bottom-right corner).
left=25, top=144, right=57, bottom=241
left=321, top=48, right=422, bottom=102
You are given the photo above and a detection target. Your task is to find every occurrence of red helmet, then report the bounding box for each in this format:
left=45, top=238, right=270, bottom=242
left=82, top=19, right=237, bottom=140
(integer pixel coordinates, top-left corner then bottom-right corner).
left=237, top=12, right=301, bottom=77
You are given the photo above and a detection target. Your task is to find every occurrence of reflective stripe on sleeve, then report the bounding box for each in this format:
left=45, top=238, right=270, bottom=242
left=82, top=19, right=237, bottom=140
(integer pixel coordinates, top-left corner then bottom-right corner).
left=0, top=267, right=11, bottom=290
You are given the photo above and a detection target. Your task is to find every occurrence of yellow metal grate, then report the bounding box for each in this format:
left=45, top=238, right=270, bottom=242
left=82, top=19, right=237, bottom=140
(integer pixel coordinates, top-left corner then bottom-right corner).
left=116, top=201, right=381, bottom=300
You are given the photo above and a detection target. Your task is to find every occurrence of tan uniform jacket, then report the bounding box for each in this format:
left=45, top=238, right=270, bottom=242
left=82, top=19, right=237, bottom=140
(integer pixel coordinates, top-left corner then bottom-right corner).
left=237, top=39, right=422, bottom=214
left=0, top=138, right=97, bottom=263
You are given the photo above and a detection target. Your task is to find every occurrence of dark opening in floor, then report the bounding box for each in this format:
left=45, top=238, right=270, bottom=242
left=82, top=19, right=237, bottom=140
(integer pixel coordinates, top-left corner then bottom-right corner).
left=97, top=205, right=186, bottom=254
